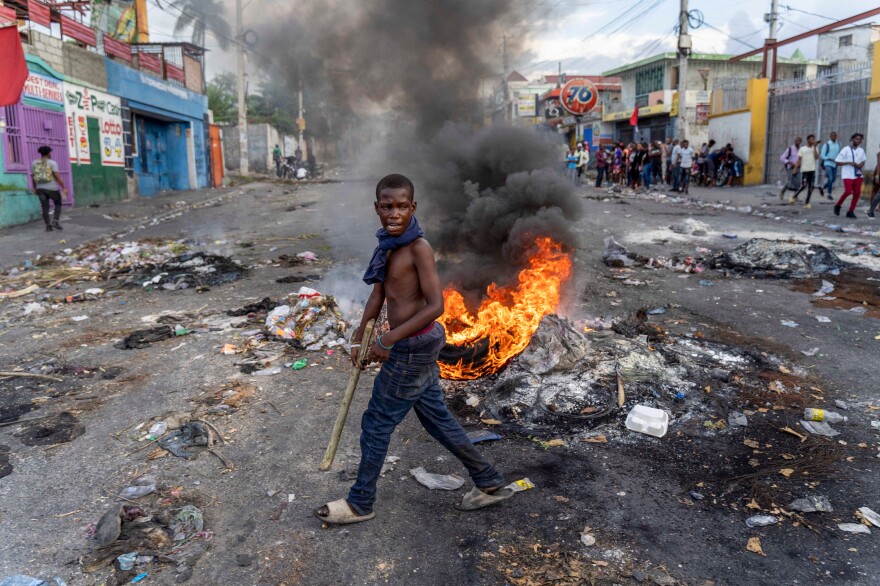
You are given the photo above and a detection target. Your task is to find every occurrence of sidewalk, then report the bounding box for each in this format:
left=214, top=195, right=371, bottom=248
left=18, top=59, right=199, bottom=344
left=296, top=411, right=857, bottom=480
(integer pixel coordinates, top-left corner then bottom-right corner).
left=0, top=185, right=253, bottom=270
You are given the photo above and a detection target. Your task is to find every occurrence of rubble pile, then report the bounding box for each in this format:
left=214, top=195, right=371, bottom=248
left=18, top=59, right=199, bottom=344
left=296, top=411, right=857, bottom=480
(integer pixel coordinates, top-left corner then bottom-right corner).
left=719, top=238, right=848, bottom=278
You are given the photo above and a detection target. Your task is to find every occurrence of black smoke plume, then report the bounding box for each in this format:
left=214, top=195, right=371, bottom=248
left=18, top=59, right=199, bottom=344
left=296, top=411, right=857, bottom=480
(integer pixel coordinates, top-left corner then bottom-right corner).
left=253, top=0, right=583, bottom=283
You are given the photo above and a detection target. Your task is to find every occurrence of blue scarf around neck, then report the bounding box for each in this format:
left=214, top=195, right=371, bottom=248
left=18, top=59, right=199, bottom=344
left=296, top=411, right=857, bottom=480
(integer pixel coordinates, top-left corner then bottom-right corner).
left=362, top=216, right=423, bottom=285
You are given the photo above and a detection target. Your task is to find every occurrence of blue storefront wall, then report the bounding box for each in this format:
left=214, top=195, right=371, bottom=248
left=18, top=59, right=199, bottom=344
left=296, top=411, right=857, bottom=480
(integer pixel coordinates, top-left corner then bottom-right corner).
left=104, top=59, right=208, bottom=196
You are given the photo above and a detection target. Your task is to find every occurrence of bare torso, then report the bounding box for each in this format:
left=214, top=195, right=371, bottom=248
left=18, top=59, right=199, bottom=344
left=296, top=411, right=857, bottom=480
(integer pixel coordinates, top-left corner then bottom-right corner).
left=384, top=240, right=430, bottom=329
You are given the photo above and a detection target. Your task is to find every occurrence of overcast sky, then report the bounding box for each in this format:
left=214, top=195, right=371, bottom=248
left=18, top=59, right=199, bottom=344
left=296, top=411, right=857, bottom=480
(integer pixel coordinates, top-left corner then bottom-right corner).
left=147, top=0, right=879, bottom=82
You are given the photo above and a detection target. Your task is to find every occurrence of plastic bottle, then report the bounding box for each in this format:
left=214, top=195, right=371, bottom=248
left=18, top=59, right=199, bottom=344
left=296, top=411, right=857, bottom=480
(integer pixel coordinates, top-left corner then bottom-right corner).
left=803, top=408, right=847, bottom=424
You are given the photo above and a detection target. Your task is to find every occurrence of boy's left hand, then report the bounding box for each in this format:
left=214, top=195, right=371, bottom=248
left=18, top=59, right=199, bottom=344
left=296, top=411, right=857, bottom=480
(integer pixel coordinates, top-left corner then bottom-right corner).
left=367, top=341, right=390, bottom=364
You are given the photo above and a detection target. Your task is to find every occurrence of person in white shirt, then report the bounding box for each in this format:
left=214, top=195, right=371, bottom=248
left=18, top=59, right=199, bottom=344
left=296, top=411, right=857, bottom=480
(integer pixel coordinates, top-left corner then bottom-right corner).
left=834, top=133, right=867, bottom=219
left=791, top=134, right=819, bottom=208
left=675, top=139, right=695, bottom=193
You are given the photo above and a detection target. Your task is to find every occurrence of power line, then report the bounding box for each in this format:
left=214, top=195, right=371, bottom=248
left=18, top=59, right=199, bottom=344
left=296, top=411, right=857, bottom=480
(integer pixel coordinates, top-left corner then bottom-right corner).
left=699, top=20, right=760, bottom=51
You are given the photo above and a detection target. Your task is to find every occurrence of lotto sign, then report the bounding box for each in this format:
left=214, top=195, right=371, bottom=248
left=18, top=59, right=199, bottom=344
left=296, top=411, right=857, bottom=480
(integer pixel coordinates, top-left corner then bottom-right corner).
left=560, top=79, right=598, bottom=116
left=62, top=82, right=125, bottom=167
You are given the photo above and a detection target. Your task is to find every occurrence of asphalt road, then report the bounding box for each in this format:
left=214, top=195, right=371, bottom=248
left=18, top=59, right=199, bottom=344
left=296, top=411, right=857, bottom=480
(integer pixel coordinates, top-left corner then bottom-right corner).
left=0, top=178, right=878, bottom=585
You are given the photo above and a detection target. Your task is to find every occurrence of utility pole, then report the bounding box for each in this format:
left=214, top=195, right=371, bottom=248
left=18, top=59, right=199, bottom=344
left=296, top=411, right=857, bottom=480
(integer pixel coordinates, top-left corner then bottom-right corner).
left=502, top=34, right=510, bottom=123
left=297, top=61, right=304, bottom=153
left=235, top=0, right=248, bottom=175
left=764, top=0, right=779, bottom=81
left=676, top=0, right=691, bottom=141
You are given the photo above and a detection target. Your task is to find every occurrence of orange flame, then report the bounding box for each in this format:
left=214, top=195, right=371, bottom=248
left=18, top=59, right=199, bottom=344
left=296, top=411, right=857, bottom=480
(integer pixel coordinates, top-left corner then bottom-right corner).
left=438, top=237, right=572, bottom=380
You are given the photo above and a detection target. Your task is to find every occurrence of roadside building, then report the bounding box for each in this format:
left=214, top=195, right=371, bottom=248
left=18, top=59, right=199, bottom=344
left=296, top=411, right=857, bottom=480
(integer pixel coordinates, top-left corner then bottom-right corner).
left=817, top=23, right=879, bottom=70
left=601, top=52, right=822, bottom=144
left=538, top=75, right=621, bottom=148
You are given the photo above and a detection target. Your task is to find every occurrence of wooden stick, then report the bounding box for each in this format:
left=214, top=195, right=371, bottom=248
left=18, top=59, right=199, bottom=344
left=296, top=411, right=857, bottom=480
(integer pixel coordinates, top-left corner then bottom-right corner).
left=319, top=319, right=375, bottom=471
left=0, top=371, right=63, bottom=382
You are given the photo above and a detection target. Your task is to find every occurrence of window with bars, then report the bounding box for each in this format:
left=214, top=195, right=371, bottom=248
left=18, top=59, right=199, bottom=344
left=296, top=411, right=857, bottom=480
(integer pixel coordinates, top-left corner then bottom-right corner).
left=635, top=63, right=665, bottom=100
left=839, top=35, right=852, bottom=48
left=2, top=104, right=27, bottom=173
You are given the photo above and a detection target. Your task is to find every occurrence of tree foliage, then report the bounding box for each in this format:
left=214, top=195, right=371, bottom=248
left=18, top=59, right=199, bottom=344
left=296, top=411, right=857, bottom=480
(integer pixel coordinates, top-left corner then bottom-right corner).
left=169, top=0, right=231, bottom=50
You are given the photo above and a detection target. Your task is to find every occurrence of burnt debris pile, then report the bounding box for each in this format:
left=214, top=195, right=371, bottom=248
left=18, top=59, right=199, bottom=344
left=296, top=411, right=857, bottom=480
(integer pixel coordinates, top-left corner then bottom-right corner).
left=718, top=238, right=848, bottom=278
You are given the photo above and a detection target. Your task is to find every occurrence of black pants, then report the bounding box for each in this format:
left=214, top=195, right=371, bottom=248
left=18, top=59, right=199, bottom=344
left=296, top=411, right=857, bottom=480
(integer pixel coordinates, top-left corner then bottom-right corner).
left=793, top=171, right=815, bottom=203
left=595, top=166, right=606, bottom=187
left=36, top=189, right=62, bottom=225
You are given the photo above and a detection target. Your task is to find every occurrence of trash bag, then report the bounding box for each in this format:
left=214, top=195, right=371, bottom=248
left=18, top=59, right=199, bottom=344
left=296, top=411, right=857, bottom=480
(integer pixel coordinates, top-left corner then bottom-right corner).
left=115, top=326, right=175, bottom=349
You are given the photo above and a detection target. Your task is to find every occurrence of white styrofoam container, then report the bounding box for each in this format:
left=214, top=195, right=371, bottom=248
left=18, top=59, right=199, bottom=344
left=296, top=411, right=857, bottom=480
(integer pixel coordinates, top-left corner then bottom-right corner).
left=625, top=405, right=669, bottom=438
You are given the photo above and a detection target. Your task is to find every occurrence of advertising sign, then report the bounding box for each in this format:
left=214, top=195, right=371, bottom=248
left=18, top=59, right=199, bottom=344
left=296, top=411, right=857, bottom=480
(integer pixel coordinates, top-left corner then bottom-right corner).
left=62, top=82, right=124, bottom=166
left=560, top=79, right=598, bottom=116
left=23, top=73, right=64, bottom=105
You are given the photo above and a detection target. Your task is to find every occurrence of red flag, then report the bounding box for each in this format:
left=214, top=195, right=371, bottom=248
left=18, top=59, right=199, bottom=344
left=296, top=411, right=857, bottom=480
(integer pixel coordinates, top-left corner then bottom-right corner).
left=0, top=25, right=28, bottom=107
left=28, top=0, right=51, bottom=28
left=629, top=104, right=639, bottom=127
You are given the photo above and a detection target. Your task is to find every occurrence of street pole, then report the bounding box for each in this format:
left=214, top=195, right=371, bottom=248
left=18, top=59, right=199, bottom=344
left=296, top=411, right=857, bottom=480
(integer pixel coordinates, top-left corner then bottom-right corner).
left=676, top=0, right=691, bottom=141
left=236, top=0, right=249, bottom=175
left=765, top=0, right=779, bottom=81
left=297, top=61, right=304, bottom=153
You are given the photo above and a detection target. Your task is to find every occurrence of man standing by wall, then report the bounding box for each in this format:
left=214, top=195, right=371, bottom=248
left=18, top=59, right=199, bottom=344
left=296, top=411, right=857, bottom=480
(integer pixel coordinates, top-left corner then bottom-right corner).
left=820, top=131, right=840, bottom=200
left=273, top=144, right=283, bottom=177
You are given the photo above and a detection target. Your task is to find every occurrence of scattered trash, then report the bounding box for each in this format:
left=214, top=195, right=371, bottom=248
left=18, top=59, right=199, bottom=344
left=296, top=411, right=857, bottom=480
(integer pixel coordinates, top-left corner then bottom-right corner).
left=745, top=515, right=778, bottom=528
left=801, top=348, right=820, bottom=357
left=158, top=422, right=212, bottom=459
left=467, top=430, right=501, bottom=444
left=601, top=236, right=635, bottom=267
left=815, top=316, right=831, bottom=323
left=646, top=308, right=666, bottom=316
left=625, top=405, right=669, bottom=438
left=800, top=420, right=840, bottom=437
left=409, top=467, right=465, bottom=490
left=116, top=552, right=138, bottom=571
left=670, top=218, right=710, bottom=236
left=505, top=478, right=536, bottom=492
left=857, top=507, right=880, bottom=527
left=838, top=523, right=871, bottom=535
left=834, top=400, right=848, bottom=410
left=119, top=485, right=156, bottom=499
left=804, top=408, right=847, bottom=424
left=780, top=320, right=799, bottom=328
left=251, top=367, right=282, bottom=376
left=290, top=359, right=308, bottom=370
left=699, top=279, right=714, bottom=287
left=719, top=239, right=847, bottom=278
left=788, top=495, right=833, bottom=513
left=813, top=280, right=835, bottom=297
left=689, top=491, right=705, bottom=501
left=849, top=306, right=868, bottom=315
left=22, top=302, right=45, bottom=315
left=71, top=315, right=89, bottom=322
left=465, top=395, right=480, bottom=407
left=745, top=537, right=765, bottom=556
left=147, top=422, right=168, bottom=440
left=138, top=251, right=245, bottom=290
left=721, top=233, right=738, bottom=239
left=264, top=287, right=348, bottom=350
left=130, top=572, right=148, bottom=583
left=728, top=411, right=748, bottom=427
left=580, top=532, right=596, bottom=547
left=115, top=326, right=175, bottom=350
left=295, top=251, right=318, bottom=263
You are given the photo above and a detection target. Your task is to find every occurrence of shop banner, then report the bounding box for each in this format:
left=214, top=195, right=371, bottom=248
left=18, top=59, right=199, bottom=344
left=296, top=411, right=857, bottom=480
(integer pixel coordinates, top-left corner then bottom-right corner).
left=63, top=82, right=124, bottom=166
left=23, top=72, right=64, bottom=105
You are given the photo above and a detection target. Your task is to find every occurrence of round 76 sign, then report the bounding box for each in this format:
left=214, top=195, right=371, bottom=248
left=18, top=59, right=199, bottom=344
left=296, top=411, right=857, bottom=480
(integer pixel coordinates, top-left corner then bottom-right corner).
left=560, top=79, right=598, bottom=116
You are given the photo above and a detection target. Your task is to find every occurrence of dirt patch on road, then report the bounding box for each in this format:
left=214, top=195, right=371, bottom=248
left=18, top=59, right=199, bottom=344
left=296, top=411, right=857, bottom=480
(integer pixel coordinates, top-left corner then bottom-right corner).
left=792, top=268, right=880, bottom=318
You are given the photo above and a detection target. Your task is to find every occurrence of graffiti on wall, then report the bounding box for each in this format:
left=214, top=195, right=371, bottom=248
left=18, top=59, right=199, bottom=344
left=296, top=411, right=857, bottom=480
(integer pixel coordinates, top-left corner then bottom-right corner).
left=63, top=82, right=124, bottom=167
left=90, top=0, right=138, bottom=42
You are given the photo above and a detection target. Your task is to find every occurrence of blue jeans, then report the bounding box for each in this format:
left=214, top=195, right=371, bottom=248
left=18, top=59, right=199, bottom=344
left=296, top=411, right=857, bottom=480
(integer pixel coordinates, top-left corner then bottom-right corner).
left=672, top=165, right=681, bottom=191
left=347, top=323, right=504, bottom=514
left=823, top=164, right=837, bottom=194
left=641, top=162, right=653, bottom=188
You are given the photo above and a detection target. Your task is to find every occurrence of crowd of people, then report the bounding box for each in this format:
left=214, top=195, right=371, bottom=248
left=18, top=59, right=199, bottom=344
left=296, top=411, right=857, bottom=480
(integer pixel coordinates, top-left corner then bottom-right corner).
left=568, top=137, right=744, bottom=193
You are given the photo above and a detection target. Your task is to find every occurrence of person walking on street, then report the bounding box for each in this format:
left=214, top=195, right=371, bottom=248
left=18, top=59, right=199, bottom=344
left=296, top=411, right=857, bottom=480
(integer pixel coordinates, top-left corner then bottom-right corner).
left=675, top=139, right=696, bottom=193
left=667, top=138, right=679, bottom=187
left=867, top=143, right=880, bottom=218
left=834, top=133, right=866, bottom=219
left=791, top=134, right=819, bottom=207
left=31, top=146, right=67, bottom=232
left=820, top=131, right=840, bottom=200
left=671, top=140, right=682, bottom=191
left=565, top=148, right=578, bottom=184
left=779, top=137, right=802, bottom=201
left=595, top=147, right=607, bottom=188
left=576, top=143, right=590, bottom=185
left=273, top=144, right=283, bottom=177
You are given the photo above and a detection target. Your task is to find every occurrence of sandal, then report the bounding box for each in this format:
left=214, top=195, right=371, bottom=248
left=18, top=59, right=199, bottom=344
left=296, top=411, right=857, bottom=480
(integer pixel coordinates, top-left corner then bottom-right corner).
left=314, top=498, right=376, bottom=524
left=456, top=486, right=514, bottom=511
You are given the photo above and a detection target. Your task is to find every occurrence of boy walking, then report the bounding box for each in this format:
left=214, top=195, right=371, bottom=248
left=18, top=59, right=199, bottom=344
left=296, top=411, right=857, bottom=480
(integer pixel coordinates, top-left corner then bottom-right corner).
left=791, top=134, right=819, bottom=208
left=32, top=145, right=67, bottom=231
left=316, top=174, right=510, bottom=524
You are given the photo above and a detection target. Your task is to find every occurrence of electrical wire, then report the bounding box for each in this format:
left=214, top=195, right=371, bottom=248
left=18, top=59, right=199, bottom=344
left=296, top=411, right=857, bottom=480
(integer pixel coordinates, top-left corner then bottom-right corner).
left=699, top=20, right=760, bottom=51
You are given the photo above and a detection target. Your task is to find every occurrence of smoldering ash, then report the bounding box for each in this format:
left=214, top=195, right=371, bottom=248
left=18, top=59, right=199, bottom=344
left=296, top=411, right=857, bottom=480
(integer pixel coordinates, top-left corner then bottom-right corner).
left=253, top=0, right=583, bottom=270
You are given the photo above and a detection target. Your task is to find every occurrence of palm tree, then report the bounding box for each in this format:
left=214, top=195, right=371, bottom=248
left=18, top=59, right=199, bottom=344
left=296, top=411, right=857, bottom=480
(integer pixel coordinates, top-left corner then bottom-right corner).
left=169, top=0, right=231, bottom=50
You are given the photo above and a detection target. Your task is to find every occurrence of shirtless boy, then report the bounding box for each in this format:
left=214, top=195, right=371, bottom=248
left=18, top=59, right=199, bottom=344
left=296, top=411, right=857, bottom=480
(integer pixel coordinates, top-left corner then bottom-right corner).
left=315, top=174, right=511, bottom=524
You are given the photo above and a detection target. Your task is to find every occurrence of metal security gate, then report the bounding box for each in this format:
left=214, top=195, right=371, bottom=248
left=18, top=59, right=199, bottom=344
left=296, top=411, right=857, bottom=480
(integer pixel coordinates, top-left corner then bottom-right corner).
left=764, top=64, right=871, bottom=185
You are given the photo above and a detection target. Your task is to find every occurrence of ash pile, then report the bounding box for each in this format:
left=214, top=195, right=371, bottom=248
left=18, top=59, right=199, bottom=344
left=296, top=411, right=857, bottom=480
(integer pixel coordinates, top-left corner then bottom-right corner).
left=450, top=312, right=769, bottom=436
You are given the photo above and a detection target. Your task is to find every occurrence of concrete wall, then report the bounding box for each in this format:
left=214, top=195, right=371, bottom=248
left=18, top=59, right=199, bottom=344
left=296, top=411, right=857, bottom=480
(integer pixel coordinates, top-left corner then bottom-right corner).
left=23, top=31, right=64, bottom=73
left=62, top=44, right=108, bottom=88
left=222, top=123, right=283, bottom=174
left=708, top=111, right=751, bottom=161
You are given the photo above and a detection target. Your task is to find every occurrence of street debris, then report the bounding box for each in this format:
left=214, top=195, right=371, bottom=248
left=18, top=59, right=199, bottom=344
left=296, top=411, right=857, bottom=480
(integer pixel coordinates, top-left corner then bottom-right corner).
left=837, top=523, right=871, bottom=535
left=601, top=237, right=635, bottom=268
left=0, top=577, right=66, bottom=586
left=719, top=239, right=847, bottom=278
left=115, top=326, right=176, bottom=349
left=264, top=286, right=348, bottom=350
left=669, top=218, right=710, bottom=236
left=745, top=515, right=778, bottom=528
left=788, top=495, right=833, bottom=513
left=14, top=412, right=84, bottom=447
left=746, top=537, right=766, bottom=556
left=800, top=420, right=840, bottom=437
left=409, top=467, right=465, bottom=490
left=625, top=405, right=669, bottom=437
